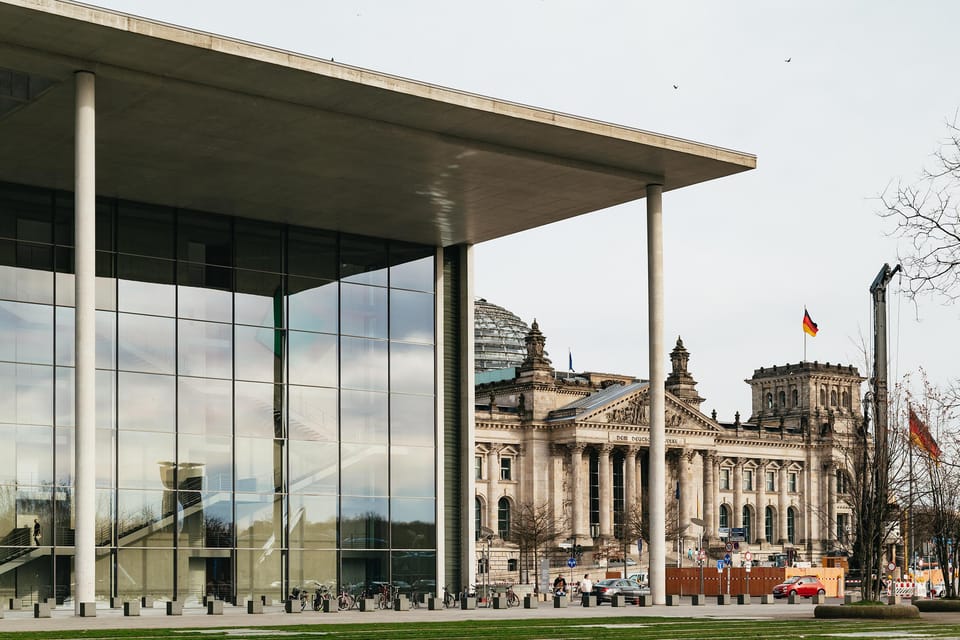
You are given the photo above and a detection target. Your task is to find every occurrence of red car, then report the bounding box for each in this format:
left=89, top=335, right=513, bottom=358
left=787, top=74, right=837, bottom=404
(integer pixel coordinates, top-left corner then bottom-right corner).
left=772, top=575, right=826, bottom=598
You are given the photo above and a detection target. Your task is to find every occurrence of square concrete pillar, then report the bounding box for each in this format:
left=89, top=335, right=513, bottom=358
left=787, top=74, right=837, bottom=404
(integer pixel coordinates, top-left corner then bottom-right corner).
left=322, top=599, right=336, bottom=613
left=812, top=594, right=826, bottom=604
left=207, top=600, right=224, bottom=615
left=166, top=600, right=183, bottom=615
left=692, top=594, right=707, bottom=606
left=359, top=598, right=377, bottom=612
left=666, top=594, right=681, bottom=606
left=843, top=593, right=856, bottom=605
left=581, top=594, right=598, bottom=607
left=123, top=601, right=140, bottom=616
left=761, top=594, right=775, bottom=604
left=638, top=595, right=654, bottom=607
left=717, top=594, right=732, bottom=605
left=611, top=594, right=626, bottom=607
left=427, top=596, right=439, bottom=610
left=523, top=594, right=538, bottom=609
left=553, top=595, right=568, bottom=608
left=284, top=600, right=301, bottom=613
left=46, top=598, right=56, bottom=609
left=492, top=595, right=507, bottom=609
left=393, top=596, right=409, bottom=611
left=245, top=599, right=263, bottom=614
left=788, top=592, right=799, bottom=604
left=460, top=596, right=476, bottom=610
left=140, top=596, right=153, bottom=609
left=79, top=602, right=97, bottom=617
left=109, top=597, right=123, bottom=609
left=34, top=603, right=51, bottom=618
left=8, top=598, right=22, bottom=610
left=888, top=595, right=901, bottom=606
left=738, top=594, right=751, bottom=605
left=260, top=595, right=272, bottom=606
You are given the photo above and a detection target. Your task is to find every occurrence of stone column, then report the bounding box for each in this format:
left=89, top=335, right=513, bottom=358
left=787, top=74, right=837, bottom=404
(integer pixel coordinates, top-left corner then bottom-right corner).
left=74, top=70, right=96, bottom=614
left=756, top=460, right=767, bottom=544
left=827, top=461, right=837, bottom=547
left=487, top=446, right=500, bottom=535
left=599, top=444, right=613, bottom=538
left=646, top=183, right=666, bottom=604
left=569, top=443, right=587, bottom=540
left=702, top=451, right=715, bottom=543
left=681, top=449, right=696, bottom=551
left=624, top=446, right=638, bottom=513
left=778, top=463, right=789, bottom=544
left=733, top=459, right=743, bottom=529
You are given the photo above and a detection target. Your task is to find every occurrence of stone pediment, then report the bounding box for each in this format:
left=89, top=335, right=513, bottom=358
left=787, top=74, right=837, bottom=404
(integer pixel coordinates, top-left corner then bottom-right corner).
left=554, top=383, right=721, bottom=433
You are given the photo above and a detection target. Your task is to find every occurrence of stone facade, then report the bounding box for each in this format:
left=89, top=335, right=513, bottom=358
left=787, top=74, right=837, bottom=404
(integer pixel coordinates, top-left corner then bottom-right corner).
left=475, top=327, right=865, bottom=584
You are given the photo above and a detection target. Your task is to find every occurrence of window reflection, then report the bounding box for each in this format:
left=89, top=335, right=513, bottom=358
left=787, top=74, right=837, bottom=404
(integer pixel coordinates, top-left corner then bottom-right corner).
left=117, top=548, right=174, bottom=599
left=236, top=493, right=284, bottom=549
left=288, top=385, right=337, bottom=442
left=178, top=320, right=232, bottom=379
left=235, top=219, right=282, bottom=273
left=235, top=437, right=282, bottom=493
left=0, top=424, right=52, bottom=486
left=234, top=381, right=281, bottom=439
left=117, top=431, right=175, bottom=490
left=288, top=277, right=337, bottom=334
left=0, top=261, right=53, bottom=304
left=389, top=290, right=434, bottom=344
left=117, top=372, right=175, bottom=432
left=341, top=443, right=388, bottom=496
left=341, top=235, right=387, bottom=286
left=177, top=212, right=232, bottom=266
left=178, top=274, right=232, bottom=323
left=389, top=246, right=434, bottom=292
left=236, top=549, right=283, bottom=603
left=178, top=377, right=232, bottom=437
left=391, top=498, right=436, bottom=549
left=340, top=283, right=387, bottom=339
left=177, top=490, right=234, bottom=548
left=117, top=255, right=175, bottom=316
left=289, top=441, right=338, bottom=494
left=0, top=300, right=53, bottom=364
left=390, top=394, right=434, bottom=446
left=288, top=494, right=337, bottom=549
left=340, top=497, right=388, bottom=549
left=235, top=270, right=283, bottom=328
left=288, top=229, right=337, bottom=281
left=0, top=362, right=53, bottom=426
left=178, top=434, right=233, bottom=492
left=390, top=446, right=435, bottom=498
left=235, top=325, right=282, bottom=383
left=340, top=390, right=387, bottom=444
left=117, top=490, right=174, bottom=546
left=340, top=338, right=387, bottom=392
left=289, top=549, right=337, bottom=594
left=118, top=313, right=175, bottom=374
left=389, top=342, right=434, bottom=395
left=288, top=331, right=337, bottom=388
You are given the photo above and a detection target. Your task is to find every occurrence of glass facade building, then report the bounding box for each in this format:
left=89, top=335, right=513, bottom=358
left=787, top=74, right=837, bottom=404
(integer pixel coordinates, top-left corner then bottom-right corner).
left=0, top=181, right=437, bottom=605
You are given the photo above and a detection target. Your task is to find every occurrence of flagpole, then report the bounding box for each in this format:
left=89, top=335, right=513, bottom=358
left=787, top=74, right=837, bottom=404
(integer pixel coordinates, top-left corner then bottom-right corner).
left=803, top=306, right=806, bottom=363
left=908, top=406, right=914, bottom=577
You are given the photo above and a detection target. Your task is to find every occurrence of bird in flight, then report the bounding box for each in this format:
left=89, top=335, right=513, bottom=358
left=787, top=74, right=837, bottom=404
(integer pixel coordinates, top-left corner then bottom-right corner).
left=784, top=57, right=792, bottom=62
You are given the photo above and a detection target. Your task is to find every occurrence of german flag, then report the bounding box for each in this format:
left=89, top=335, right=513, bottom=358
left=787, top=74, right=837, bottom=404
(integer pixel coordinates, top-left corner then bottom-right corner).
left=802, top=309, right=819, bottom=337
left=909, top=406, right=941, bottom=461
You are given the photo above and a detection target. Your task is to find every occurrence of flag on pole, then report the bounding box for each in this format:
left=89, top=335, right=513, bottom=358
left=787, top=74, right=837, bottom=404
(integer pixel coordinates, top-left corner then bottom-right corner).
left=802, top=308, right=819, bottom=337
left=568, top=349, right=573, bottom=372
left=909, top=406, right=941, bottom=460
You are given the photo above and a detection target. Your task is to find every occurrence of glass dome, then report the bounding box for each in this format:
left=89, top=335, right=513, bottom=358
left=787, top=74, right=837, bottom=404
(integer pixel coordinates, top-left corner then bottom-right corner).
left=474, top=298, right=530, bottom=372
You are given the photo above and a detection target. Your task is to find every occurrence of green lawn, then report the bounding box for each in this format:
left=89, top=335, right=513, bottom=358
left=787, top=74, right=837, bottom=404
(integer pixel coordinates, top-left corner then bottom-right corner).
left=4, top=617, right=960, bottom=640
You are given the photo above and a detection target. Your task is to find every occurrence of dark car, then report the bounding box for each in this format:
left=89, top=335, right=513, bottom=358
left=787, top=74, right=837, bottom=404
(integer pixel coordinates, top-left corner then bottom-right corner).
left=772, top=575, right=826, bottom=599
left=592, top=578, right=646, bottom=604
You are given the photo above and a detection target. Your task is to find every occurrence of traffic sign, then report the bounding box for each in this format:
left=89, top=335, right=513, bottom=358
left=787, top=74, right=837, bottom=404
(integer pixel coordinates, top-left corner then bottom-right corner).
left=698, top=549, right=707, bottom=561
left=567, top=557, right=577, bottom=568
left=887, top=562, right=895, bottom=572
left=724, top=553, right=731, bottom=563
left=716, top=560, right=724, bottom=571
left=725, top=542, right=733, bottom=552
left=744, top=551, right=753, bottom=561
left=745, top=560, right=752, bottom=572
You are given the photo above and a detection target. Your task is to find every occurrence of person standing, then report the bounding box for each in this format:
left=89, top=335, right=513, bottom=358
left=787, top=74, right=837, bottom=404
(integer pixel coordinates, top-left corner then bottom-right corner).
left=580, top=573, right=593, bottom=605
left=33, top=518, right=41, bottom=546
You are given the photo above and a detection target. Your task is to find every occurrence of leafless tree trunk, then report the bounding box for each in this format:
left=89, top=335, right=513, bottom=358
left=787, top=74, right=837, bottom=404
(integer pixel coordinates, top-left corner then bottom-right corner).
left=509, top=501, right=561, bottom=587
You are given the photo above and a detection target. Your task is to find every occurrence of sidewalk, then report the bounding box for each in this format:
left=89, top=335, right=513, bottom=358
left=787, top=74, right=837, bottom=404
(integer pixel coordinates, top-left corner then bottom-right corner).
left=0, top=597, right=831, bottom=633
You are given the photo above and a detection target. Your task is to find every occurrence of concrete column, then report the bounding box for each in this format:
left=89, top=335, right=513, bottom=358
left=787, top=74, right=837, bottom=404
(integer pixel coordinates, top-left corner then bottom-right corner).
left=756, top=460, right=767, bottom=544
left=733, top=460, right=743, bottom=529
left=74, top=70, right=96, bottom=614
left=487, top=447, right=500, bottom=535
left=827, top=462, right=837, bottom=546
left=599, top=445, right=613, bottom=538
left=569, top=443, right=586, bottom=540
left=702, top=451, right=715, bottom=542
left=646, top=183, right=666, bottom=604
left=680, top=449, right=696, bottom=551
left=778, top=464, right=789, bottom=544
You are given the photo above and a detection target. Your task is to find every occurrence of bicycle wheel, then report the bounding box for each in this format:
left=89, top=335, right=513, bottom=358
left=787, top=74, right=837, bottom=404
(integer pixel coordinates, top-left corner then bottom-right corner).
left=507, top=593, right=520, bottom=607
left=338, top=594, right=351, bottom=611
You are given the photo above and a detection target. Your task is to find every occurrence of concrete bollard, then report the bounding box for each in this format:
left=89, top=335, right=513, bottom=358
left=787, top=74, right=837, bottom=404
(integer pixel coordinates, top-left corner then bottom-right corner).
left=738, top=594, right=751, bottom=605
left=45, top=598, right=56, bottom=609
left=492, top=595, right=507, bottom=609
left=460, top=596, right=476, bottom=610
left=34, top=603, right=51, bottom=618
left=140, top=596, right=153, bottom=609
left=284, top=600, right=301, bottom=613
left=8, top=598, right=22, bottom=611
left=843, top=593, right=857, bottom=605
left=888, top=595, right=901, bottom=606
left=812, top=594, right=826, bottom=604
left=123, top=601, right=140, bottom=616
left=393, top=596, right=409, bottom=611
left=109, top=596, right=123, bottom=609
left=553, top=595, right=568, bottom=608
left=692, top=594, right=707, bottom=606
left=207, top=600, right=224, bottom=615
left=717, top=594, right=732, bottom=605
left=611, top=594, right=626, bottom=607
left=581, top=594, right=598, bottom=607
left=166, top=600, right=183, bottom=615
left=427, top=596, right=439, bottom=610
left=79, top=602, right=97, bottom=617
left=787, top=592, right=799, bottom=604
left=523, top=594, right=538, bottom=609
left=638, top=595, right=654, bottom=607
left=760, top=594, right=775, bottom=604
left=666, top=594, right=681, bottom=606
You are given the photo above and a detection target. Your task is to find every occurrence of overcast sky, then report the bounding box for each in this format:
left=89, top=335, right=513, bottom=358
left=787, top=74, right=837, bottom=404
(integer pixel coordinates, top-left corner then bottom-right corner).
left=92, top=1, right=960, bottom=421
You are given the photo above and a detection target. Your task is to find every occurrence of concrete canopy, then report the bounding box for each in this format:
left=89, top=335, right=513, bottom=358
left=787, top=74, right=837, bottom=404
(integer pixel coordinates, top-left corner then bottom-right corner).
left=0, top=0, right=755, bottom=247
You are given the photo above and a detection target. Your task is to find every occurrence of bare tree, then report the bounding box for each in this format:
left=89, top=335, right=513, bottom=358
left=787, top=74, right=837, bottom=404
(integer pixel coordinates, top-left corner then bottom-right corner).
left=508, top=501, right=561, bottom=588
left=879, top=115, right=960, bottom=301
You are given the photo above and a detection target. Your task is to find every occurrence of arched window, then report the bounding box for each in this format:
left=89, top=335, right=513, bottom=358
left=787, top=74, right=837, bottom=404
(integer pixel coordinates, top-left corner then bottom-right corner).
left=766, top=393, right=773, bottom=409
left=787, top=508, right=796, bottom=544
left=820, top=386, right=826, bottom=406
left=791, top=388, right=799, bottom=407
left=778, top=390, right=786, bottom=407
left=719, top=504, right=730, bottom=530
left=765, top=506, right=775, bottom=543
left=842, top=391, right=850, bottom=408
left=497, top=497, right=511, bottom=540
left=742, top=506, right=752, bottom=542
left=836, top=469, right=849, bottom=494
left=830, top=390, right=837, bottom=406
left=475, top=497, right=483, bottom=540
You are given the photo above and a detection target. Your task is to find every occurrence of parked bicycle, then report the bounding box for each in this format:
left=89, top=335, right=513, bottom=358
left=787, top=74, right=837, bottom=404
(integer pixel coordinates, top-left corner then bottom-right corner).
left=442, top=585, right=456, bottom=608
left=312, top=585, right=331, bottom=611
left=289, top=586, right=307, bottom=611
left=504, top=584, right=520, bottom=607
left=337, top=587, right=355, bottom=611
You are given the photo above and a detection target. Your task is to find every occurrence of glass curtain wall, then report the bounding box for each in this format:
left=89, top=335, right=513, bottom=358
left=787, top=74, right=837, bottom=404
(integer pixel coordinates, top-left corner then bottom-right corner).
left=0, top=181, right=436, bottom=606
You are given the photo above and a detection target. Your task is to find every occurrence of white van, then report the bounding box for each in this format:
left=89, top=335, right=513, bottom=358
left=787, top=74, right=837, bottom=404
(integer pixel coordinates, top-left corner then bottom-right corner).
left=628, top=572, right=648, bottom=586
